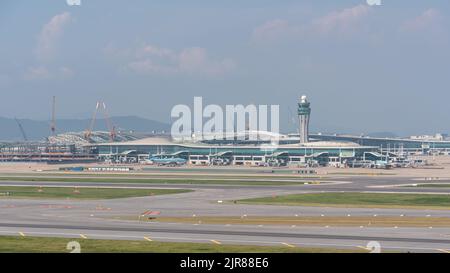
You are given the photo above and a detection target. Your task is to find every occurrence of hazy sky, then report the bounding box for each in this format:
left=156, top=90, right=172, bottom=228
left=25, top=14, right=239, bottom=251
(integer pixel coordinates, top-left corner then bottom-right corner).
left=0, top=0, right=449, bottom=135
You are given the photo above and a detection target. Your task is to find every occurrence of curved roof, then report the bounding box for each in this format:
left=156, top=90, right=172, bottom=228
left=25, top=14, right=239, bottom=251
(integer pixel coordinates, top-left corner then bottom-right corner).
left=96, top=136, right=173, bottom=146
left=190, top=130, right=289, bottom=142
left=90, top=136, right=376, bottom=150
left=302, top=141, right=361, bottom=148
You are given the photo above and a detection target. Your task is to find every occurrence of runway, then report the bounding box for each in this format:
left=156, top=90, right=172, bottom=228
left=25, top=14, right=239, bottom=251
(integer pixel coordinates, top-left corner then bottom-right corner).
left=1, top=174, right=450, bottom=252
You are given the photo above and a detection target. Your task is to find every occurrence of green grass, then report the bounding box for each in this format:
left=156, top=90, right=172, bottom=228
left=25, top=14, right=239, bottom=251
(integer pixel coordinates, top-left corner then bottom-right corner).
left=0, top=176, right=316, bottom=186
left=0, top=186, right=191, bottom=200
left=0, top=236, right=361, bottom=253
left=236, top=192, right=450, bottom=209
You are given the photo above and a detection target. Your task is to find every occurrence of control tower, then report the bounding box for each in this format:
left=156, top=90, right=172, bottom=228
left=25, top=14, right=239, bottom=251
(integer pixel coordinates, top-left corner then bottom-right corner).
left=297, top=95, right=311, bottom=144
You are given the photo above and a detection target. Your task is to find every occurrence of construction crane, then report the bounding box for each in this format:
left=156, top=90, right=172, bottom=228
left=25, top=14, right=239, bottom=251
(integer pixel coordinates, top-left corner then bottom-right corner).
left=50, top=96, right=56, bottom=136
left=14, top=117, right=28, bottom=141
left=102, top=102, right=117, bottom=141
left=84, top=101, right=116, bottom=142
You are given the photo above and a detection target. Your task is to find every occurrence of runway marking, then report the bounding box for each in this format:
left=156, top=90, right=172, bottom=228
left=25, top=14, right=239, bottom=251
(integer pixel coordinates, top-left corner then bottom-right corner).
left=211, top=240, right=222, bottom=245
left=281, top=242, right=295, bottom=248
left=357, top=246, right=370, bottom=251
left=144, top=236, right=153, bottom=242
left=437, top=249, right=450, bottom=253
left=0, top=230, right=447, bottom=253
left=18, top=232, right=25, bottom=237
left=79, top=234, right=87, bottom=239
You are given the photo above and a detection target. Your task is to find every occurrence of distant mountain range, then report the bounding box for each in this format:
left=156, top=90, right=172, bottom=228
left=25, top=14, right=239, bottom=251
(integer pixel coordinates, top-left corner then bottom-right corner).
left=0, top=116, right=170, bottom=141
left=1, top=115, right=402, bottom=142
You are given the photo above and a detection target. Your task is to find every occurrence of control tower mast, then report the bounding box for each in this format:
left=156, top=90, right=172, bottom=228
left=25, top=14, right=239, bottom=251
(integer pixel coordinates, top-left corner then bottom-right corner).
left=298, top=95, right=311, bottom=144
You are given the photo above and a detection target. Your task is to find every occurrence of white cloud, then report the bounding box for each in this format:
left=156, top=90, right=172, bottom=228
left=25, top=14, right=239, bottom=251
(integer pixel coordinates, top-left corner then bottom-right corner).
left=399, top=9, right=448, bottom=44
left=252, top=19, right=294, bottom=41
left=401, top=9, right=442, bottom=32
left=252, top=5, right=371, bottom=42
left=128, top=59, right=178, bottom=75
left=24, top=66, right=51, bottom=80
left=178, top=47, right=235, bottom=75
left=24, top=13, right=75, bottom=81
left=36, top=12, right=72, bottom=61
left=311, top=5, right=370, bottom=34
left=139, top=45, right=177, bottom=59
left=24, top=65, right=74, bottom=80
left=59, top=66, right=74, bottom=78
left=125, top=44, right=235, bottom=76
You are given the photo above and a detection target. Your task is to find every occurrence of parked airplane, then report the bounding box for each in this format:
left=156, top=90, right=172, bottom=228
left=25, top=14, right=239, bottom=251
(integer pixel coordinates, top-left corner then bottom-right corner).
left=373, top=160, right=392, bottom=169
left=144, top=156, right=187, bottom=166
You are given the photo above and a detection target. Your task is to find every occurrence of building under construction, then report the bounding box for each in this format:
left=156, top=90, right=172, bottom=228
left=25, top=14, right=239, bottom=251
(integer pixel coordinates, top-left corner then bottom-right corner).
left=0, top=98, right=146, bottom=163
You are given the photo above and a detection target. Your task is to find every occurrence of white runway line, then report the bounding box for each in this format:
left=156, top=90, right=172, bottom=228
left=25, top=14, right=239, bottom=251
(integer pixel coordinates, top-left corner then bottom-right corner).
left=356, top=246, right=369, bottom=251
left=0, top=230, right=446, bottom=252
left=281, top=242, right=295, bottom=248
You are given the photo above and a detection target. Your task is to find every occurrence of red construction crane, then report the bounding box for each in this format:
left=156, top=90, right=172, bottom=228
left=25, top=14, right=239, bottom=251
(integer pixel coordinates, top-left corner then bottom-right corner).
left=101, top=102, right=116, bottom=141
left=84, top=101, right=116, bottom=142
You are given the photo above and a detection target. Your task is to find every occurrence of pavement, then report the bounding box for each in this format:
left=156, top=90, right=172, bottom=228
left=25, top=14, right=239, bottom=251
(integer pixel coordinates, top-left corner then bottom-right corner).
left=1, top=171, right=450, bottom=253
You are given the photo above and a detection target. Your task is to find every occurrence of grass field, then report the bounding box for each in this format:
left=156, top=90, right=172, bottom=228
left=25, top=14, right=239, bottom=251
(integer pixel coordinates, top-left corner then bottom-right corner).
left=236, top=192, right=450, bottom=209
left=0, top=176, right=318, bottom=186
left=0, top=186, right=191, bottom=199
left=0, top=236, right=361, bottom=253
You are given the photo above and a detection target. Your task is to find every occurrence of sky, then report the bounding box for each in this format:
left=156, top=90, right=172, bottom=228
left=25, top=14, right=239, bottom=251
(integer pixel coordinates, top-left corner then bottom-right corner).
left=0, top=0, right=449, bottom=136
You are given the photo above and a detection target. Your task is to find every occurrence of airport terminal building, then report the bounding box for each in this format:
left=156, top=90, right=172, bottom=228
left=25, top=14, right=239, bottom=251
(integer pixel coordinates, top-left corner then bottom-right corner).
left=90, top=136, right=380, bottom=167
left=88, top=96, right=386, bottom=167
left=311, top=134, right=450, bottom=153
left=83, top=95, right=450, bottom=167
